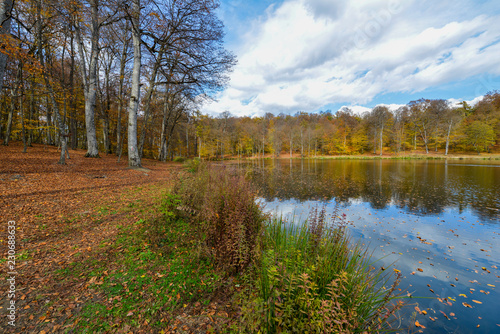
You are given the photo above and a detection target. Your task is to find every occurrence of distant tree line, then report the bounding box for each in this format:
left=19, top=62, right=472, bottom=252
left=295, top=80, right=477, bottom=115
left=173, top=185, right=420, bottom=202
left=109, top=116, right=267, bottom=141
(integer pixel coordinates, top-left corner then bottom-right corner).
left=191, top=93, right=500, bottom=159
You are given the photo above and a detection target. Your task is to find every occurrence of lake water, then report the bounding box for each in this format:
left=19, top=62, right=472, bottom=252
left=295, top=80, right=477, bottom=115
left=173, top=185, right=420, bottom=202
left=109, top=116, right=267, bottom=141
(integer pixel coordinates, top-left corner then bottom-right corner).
left=242, top=158, right=500, bottom=334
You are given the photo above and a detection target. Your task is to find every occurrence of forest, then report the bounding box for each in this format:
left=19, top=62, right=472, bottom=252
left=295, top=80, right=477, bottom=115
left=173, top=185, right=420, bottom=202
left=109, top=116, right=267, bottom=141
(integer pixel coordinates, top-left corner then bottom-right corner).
left=1, top=1, right=499, bottom=163
left=0, top=0, right=235, bottom=166
left=192, top=94, right=500, bottom=159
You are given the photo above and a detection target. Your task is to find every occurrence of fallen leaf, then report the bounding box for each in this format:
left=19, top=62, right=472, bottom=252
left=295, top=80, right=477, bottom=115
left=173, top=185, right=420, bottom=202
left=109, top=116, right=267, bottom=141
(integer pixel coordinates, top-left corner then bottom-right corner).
left=415, top=321, right=426, bottom=328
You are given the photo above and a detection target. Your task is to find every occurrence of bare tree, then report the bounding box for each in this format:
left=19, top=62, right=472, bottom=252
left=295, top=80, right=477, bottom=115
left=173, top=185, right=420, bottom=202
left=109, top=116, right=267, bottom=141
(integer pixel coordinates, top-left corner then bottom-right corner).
left=371, top=105, right=391, bottom=156
left=125, top=0, right=142, bottom=167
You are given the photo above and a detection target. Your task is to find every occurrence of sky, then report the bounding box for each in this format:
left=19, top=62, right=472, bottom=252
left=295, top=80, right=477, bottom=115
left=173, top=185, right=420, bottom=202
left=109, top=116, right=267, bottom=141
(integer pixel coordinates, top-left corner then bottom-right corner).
left=201, top=0, right=500, bottom=117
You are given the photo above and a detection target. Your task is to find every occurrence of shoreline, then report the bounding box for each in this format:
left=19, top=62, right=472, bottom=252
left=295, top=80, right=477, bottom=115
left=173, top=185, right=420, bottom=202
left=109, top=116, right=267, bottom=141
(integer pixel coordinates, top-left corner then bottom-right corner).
left=200, top=153, right=500, bottom=162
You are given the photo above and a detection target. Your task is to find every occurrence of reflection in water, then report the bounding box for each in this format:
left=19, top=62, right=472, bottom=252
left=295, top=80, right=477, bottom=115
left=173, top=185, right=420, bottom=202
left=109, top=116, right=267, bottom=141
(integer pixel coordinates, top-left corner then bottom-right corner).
left=241, top=159, right=500, bottom=334
left=247, top=159, right=500, bottom=222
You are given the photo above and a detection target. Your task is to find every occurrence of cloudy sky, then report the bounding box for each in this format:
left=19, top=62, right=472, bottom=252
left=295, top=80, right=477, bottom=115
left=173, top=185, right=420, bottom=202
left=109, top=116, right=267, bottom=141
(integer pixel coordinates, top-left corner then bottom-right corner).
left=202, top=0, right=500, bottom=116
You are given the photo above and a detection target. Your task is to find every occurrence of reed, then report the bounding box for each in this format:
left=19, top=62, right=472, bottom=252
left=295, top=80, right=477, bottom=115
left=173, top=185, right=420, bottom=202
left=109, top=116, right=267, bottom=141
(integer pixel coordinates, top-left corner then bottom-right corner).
left=241, top=206, right=404, bottom=333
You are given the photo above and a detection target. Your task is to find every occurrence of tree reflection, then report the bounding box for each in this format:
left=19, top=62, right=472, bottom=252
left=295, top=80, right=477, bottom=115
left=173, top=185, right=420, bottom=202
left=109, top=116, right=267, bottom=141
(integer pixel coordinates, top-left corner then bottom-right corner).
left=245, top=159, right=500, bottom=222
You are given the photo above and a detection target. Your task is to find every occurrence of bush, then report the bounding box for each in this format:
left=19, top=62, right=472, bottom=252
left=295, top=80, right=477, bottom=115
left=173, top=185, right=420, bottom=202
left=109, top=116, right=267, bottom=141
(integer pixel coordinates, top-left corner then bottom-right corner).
left=240, top=206, right=404, bottom=333
left=183, top=157, right=201, bottom=173
left=173, top=163, right=265, bottom=272
left=173, top=156, right=186, bottom=163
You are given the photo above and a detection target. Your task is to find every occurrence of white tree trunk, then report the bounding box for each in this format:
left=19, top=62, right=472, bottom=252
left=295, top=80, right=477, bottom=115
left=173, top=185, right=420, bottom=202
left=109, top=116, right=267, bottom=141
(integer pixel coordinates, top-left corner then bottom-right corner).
left=445, top=122, right=452, bottom=156
left=379, top=124, right=384, bottom=156
left=75, top=3, right=99, bottom=157
left=127, top=0, right=142, bottom=167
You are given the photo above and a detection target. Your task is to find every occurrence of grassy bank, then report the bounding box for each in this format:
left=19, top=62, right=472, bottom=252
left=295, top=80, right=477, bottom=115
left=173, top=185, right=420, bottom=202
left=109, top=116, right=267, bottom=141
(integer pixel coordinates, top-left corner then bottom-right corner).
left=162, top=163, right=406, bottom=333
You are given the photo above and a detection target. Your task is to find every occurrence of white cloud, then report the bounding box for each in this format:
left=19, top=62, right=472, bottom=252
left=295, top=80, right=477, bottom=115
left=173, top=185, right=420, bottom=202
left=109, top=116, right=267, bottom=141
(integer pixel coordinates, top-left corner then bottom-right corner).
left=204, top=0, right=500, bottom=116
left=448, top=96, right=484, bottom=108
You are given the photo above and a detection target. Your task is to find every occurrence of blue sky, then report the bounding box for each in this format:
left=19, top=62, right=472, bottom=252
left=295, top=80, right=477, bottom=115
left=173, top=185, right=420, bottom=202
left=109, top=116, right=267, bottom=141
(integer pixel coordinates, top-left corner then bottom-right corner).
left=202, top=0, right=500, bottom=116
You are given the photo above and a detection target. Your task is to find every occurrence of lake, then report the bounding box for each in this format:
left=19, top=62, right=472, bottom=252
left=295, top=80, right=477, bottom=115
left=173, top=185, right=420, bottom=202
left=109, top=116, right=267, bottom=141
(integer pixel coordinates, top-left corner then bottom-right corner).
left=242, top=158, right=500, bottom=334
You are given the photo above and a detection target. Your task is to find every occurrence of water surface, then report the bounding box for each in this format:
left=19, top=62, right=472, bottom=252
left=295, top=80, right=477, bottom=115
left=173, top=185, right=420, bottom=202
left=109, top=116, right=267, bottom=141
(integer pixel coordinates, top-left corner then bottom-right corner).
left=243, top=159, right=500, bottom=333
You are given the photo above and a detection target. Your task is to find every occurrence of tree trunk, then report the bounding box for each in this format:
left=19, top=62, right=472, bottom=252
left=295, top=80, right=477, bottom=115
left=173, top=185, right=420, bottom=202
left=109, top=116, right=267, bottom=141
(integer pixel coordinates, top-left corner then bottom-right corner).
left=116, top=24, right=129, bottom=156
left=445, top=122, right=452, bottom=156
left=138, top=48, right=164, bottom=157
left=0, top=0, right=13, bottom=90
left=37, top=0, right=68, bottom=164
left=3, top=93, right=13, bottom=145
left=127, top=0, right=142, bottom=167
left=102, top=117, right=111, bottom=154
left=185, top=125, right=189, bottom=157
left=69, top=26, right=77, bottom=150
left=75, top=3, right=99, bottom=157
left=27, top=81, right=35, bottom=146
left=379, top=124, right=384, bottom=156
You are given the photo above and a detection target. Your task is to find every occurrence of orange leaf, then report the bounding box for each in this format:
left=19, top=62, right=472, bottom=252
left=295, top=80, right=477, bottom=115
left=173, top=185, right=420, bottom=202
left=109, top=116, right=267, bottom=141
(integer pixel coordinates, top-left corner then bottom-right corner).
left=415, top=320, right=426, bottom=328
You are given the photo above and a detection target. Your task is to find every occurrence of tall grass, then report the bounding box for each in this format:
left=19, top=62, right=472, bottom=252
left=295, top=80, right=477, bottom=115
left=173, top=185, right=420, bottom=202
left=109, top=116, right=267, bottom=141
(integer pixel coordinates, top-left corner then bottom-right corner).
left=241, top=207, right=404, bottom=333
left=172, top=162, right=265, bottom=273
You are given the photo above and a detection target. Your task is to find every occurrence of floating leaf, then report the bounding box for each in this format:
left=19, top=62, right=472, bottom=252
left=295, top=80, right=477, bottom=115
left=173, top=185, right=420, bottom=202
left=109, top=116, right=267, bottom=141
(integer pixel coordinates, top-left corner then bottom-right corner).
left=415, top=321, right=426, bottom=328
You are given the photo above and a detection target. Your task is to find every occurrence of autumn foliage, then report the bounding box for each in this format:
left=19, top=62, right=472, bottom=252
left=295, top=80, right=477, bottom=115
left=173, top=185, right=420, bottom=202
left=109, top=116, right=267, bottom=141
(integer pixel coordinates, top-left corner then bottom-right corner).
left=171, top=163, right=265, bottom=272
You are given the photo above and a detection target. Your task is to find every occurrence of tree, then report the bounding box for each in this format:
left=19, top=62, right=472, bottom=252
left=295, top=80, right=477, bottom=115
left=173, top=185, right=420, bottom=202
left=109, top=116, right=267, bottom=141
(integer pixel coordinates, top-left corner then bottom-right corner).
left=74, top=0, right=107, bottom=157
left=466, top=121, right=495, bottom=154
left=0, top=0, right=13, bottom=90
left=371, top=105, right=391, bottom=156
left=409, top=99, right=432, bottom=154
left=126, top=0, right=141, bottom=167
left=443, top=106, right=463, bottom=155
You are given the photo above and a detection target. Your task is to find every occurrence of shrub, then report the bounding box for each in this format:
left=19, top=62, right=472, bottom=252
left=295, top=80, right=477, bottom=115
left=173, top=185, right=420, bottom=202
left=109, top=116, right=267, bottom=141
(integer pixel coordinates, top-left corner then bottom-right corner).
left=183, top=157, right=201, bottom=173
left=173, top=163, right=265, bottom=272
left=173, top=156, right=186, bottom=163
left=240, top=206, right=404, bottom=333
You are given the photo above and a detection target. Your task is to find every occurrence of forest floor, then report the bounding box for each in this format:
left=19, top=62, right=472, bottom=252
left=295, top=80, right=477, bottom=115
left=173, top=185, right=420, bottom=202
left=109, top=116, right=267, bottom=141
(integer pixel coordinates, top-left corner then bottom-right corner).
left=0, top=142, right=238, bottom=333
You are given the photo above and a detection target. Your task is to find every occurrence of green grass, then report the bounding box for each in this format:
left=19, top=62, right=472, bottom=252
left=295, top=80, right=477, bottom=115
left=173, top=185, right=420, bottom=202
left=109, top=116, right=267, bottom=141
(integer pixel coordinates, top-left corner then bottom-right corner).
left=239, top=213, right=405, bottom=333
left=67, top=213, right=224, bottom=332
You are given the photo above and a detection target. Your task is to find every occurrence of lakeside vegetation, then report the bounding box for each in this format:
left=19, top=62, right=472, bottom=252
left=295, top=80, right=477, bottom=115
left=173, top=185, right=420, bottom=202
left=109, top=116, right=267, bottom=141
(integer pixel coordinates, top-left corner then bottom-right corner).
left=154, top=163, right=405, bottom=332
left=38, top=161, right=403, bottom=332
